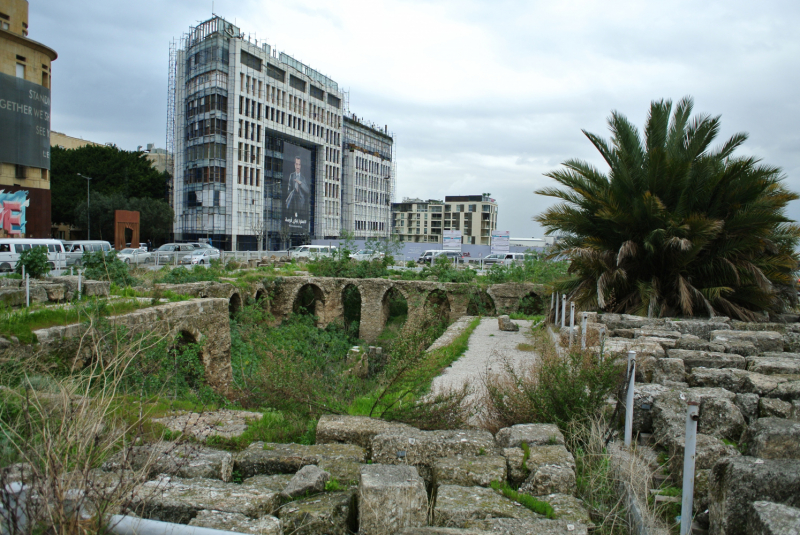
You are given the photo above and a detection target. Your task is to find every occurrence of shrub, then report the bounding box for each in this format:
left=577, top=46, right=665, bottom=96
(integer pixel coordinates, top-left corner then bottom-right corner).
left=14, top=246, right=50, bottom=278
left=155, top=265, right=222, bottom=284
left=483, top=255, right=569, bottom=285
left=82, top=250, right=137, bottom=287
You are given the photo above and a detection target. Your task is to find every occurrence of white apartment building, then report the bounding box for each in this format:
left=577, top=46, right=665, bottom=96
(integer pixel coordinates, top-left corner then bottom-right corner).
left=171, top=16, right=344, bottom=250
left=392, top=195, right=498, bottom=245
left=341, top=115, right=394, bottom=239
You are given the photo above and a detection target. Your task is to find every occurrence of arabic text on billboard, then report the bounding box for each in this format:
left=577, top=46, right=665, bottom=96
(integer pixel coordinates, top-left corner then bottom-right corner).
left=491, top=230, right=510, bottom=255
left=443, top=230, right=462, bottom=251
left=0, top=73, right=51, bottom=169
left=282, top=143, right=312, bottom=234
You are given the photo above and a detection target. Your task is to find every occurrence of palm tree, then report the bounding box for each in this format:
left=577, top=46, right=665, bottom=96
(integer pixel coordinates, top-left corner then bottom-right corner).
left=536, top=97, right=800, bottom=320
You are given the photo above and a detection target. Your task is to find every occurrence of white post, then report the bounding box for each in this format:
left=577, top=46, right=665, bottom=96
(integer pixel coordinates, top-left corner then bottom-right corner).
left=624, top=350, right=636, bottom=448
left=25, top=273, right=30, bottom=307
left=581, top=312, right=588, bottom=350
left=21, top=264, right=25, bottom=280
left=554, top=293, right=560, bottom=325
left=569, top=302, right=575, bottom=348
left=550, top=293, right=555, bottom=320
left=561, top=295, right=567, bottom=328
left=78, top=269, right=82, bottom=300
left=680, top=401, right=700, bottom=535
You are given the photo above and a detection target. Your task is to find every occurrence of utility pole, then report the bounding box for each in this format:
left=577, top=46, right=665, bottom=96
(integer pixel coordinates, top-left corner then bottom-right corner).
left=77, top=173, right=93, bottom=240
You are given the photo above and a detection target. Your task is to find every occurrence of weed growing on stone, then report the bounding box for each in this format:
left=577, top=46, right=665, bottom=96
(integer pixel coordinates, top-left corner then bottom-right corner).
left=490, top=480, right=555, bottom=518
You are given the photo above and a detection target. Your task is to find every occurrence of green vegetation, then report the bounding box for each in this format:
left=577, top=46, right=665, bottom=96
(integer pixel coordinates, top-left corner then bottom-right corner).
left=536, top=96, right=800, bottom=320
left=15, top=246, right=51, bottom=278
left=490, top=480, right=554, bottom=518
left=484, top=255, right=568, bottom=285
left=83, top=250, right=138, bottom=287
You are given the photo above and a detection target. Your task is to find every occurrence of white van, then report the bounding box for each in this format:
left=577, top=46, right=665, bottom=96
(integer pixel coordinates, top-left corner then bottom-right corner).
left=62, top=240, right=113, bottom=267
left=290, top=245, right=338, bottom=259
left=0, top=239, right=67, bottom=272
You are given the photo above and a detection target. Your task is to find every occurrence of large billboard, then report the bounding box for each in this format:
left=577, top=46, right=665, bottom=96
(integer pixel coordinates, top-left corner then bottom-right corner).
left=0, top=73, right=51, bottom=169
left=282, top=142, right=312, bottom=234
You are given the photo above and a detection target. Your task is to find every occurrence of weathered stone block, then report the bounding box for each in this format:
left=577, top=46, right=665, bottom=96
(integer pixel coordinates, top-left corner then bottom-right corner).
left=651, top=387, right=736, bottom=446
left=601, top=338, right=666, bottom=359
left=503, top=448, right=527, bottom=487
left=498, top=315, right=519, bottom=332
left=666, top=349, right=746, bottom=372
left=687, top=368, right=786, bottom=395
left=535, top=493, right=593, bottom=526
left=132, top=475, right=280, bottom=523
left=466, top=517, right=590, bottom=535
left=240, top=473, right=294, bottom=491
left=281, top=464, right=329, bottom=499
left=102, top=443, right=233, bottom=481
left=747, top=500, right=800, bottom=535
left=234, top=442, right=365, bottom=479
left=783, top=332, right=800, bottom=353
left=669, top=433, right=738, bottom=483
left=371, top=429, right=498, bottom=482
left=316, top=414, right=412, bottom=455
left=518, top=445, right=576, bottom=496
left=433, top=485, right=537, bottom=528
left=495, top=423, right=564, bottom=448
left=653, top=358, right=685, bottom=385
left=632, top=384, right=669, bottom=434
left=634, top=328, right=681, bottom=340
left=432, top=454, right=506, bottom=489
left=760, top=398, right=794, bottom=419
left=723, top=340, right=760, bottom=357
left=710, top=330, right=784, bottom=353
left=742, top=418, right=800, bottom=460
left=747, top=356, right=800, bottom=376
left=709, top=456, right=800, bottom=535
left=665, top=320, right=731, bottom=338
left=700, top=396, right=746, bottom=441
left=772, top=380, right=800, bottom=401
left=0, top=288, right=25, bottom=307
left=674, top=334, right=726, bottom=352
left=188, top=511, right=281, bottom=534
left=735, top=393, right=761, bottom=424
left=278, top=490, right=356, bottom=535
left=359, top=464, right=427, bottom=535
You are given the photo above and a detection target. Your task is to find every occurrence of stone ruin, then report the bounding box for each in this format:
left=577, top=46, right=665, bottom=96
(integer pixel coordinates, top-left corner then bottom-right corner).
left=557, top=313, right=800, bottom=534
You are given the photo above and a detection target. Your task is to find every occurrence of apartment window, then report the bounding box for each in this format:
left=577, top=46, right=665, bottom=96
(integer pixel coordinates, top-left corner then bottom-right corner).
left=15, top=63, right=24, bottom=79
left=469, top=204, right=476, bottom=212
left=15, top=165, right=25, bottom=179
left=41, top=72, right=49, bottom=88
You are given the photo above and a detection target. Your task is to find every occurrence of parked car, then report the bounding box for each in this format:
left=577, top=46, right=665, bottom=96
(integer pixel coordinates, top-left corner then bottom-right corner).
left=290, top=245, right=337, bottom=259
left=479, top=253, right=528, bottom=266
left=0, top=239, right=67, bottom=272
left=417, top=250, right=462, bottom=264
left=350, top=249, right=385, bottom=261
left=187, top=242, right=215, bottom=250
left=153, top=243, right=196, bottom=264
left=181, top=248, right=221, bottom=265
left=62, top=240, right=113, bottom=267
left=117, top=248, right=152, bottom=265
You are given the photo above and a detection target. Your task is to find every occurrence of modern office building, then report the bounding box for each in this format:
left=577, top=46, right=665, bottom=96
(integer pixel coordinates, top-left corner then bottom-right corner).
left=392, top=194, right=498, bottom=245
left=341, top=114, right=394, bottom=239
left=170, top=16, right=346, bottom=250
left=0, top=0, right=57, bottom=238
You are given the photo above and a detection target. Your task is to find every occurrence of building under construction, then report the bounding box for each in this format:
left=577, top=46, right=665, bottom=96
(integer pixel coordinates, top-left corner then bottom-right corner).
left=168, top=15, right=395, bottom=250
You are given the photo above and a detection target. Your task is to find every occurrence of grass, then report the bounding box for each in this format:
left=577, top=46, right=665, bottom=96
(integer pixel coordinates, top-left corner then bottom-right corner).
left=517, top=343, right=536, bottom=351
left=490, top=480, right=555, bottom=518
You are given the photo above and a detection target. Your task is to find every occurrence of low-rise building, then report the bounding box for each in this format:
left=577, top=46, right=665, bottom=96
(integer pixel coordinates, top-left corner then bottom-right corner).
left=392, top=194, right=498, bottom=245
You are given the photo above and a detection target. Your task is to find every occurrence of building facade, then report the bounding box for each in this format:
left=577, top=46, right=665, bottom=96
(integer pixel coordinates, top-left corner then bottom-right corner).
left=392, top=194, right=498, bottom=245
left=341, top=115, right=394, bottom=239
left=0, top=0, right=57, bottom=238
left=171, top=16, right=345, bottom=250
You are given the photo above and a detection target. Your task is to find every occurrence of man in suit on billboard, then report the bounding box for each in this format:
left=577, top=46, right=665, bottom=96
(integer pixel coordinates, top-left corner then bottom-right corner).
left=286, top=156, right=309, bottom=212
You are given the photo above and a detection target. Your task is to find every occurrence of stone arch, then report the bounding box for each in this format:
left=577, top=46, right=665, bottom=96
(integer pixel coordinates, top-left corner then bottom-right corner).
left=518, top=291, right=545, bottom=315
left=342, top=283, right=362, bottom=333
left=381, top=286, right=409, bottom=331
left=229, top=292, right=242, bottom=317
left=292, top=283, right=326, bottom=317
left=424, top=288, right=451, bottom=321
left=466, top=289, right=496, bottom=316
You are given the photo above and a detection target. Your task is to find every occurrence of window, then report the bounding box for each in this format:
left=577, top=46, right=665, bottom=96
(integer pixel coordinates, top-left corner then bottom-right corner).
left=14, top=165, right=25, bottom=179
left=15, top=63, right=24, bottom=79
left=240, top=50, right=262, bottom=71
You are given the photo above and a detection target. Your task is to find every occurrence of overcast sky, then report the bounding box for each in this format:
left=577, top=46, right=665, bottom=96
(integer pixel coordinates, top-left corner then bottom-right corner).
left=32, top=0, right=800, bottom=238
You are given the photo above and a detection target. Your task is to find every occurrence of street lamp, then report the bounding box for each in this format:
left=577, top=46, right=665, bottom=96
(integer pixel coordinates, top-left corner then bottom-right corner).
left=77, top=173, right=92, bottom=239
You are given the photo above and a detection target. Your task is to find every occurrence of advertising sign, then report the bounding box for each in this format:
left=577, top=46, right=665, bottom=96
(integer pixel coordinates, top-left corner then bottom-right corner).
left=443, top=230, right=462, bottom=251
left=491, top=230, right=510, bottom=255
left=282, top=142, right=312, bottom=234
left=0, top=73, right=51, bottom=169
left=0, top=190, right=28, bottom=235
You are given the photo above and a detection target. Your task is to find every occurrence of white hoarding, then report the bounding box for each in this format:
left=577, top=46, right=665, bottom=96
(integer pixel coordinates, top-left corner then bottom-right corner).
left=491, top=230, right=510, bottom=255
left=443, top=230, right=462, bottom=251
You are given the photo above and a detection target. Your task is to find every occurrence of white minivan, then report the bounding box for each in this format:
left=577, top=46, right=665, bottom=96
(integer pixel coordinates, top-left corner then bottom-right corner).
left=290, top=245, right=338, bottom=259
left=62, top=240, right=113, bottom=267
left=0, top=238, right=67, bottom=272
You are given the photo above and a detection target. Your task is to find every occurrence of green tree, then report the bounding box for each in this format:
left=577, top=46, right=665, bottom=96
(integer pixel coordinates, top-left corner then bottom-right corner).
left=536, top=97, right=800, bottom=320
left=73, top=192, right=173, bottom=246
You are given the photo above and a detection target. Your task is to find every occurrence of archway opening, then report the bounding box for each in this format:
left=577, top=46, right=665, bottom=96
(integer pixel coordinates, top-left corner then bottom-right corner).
left=424, top=289, right=451, bottom=322
left=293, top=284, right=324, bottom=317
left=518, top=292, right=544, bottom=316
left=380, top=287, right=408, bottom=341
left=342, top=284, right=362, bottom=336
left=229, top=293, right=242, bottom=317
left=164, top=330, right=208, bottom=396
left=467, top=290, right=496, bottom=316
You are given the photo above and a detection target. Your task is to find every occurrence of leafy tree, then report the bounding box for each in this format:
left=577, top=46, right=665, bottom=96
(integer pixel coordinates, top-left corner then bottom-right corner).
left=82, top=250, right=137, bottom=287
left=15, top=246, right=50, bottom=278
left=536, top=97, right=800, bottom=320
left=72, top=192, right=173, bottom=246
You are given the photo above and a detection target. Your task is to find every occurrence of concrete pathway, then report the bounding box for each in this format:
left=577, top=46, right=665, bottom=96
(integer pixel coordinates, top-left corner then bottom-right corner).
left=430, top=317, right=539, bottom=406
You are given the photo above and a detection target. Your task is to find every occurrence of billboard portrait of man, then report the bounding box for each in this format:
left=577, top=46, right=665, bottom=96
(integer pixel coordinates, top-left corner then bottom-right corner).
left=282, top=143, right=312, bottom=233
left=286, top=156, right=309, bottom=212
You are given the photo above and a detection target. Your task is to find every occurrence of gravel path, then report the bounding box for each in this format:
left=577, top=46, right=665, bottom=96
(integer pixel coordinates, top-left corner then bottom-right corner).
left=430, top=317, right=538, bottom=403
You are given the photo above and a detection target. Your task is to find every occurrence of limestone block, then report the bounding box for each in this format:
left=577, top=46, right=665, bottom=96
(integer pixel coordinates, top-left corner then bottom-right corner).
left=152, top=409, right=264, bottom=441
left=651, top=387, right=736, bottom=446
left=772, top=380, right=800, bottom=401
left=371, top=429, right=498, bottom=483
left=665, top=320, right=731, bottom=338
left=358, top=464, right=427, bottom=535
left=747, top=501, right=800, bottom=535
left=760, top=398, right=794, bottom=419
left=518, top=445, right=576, bottom=496
left=669, top=433, right=738, bottom=483
left=316, top=414, right=413, bottom=455
left=433, top=485, right=537, bottom=528
left=700, top=396, right=746, bottom=441
left=612, top=328, right=635, bottom=339
left=30, top=282, right=67, bottom=302
left=783, top=332, right=800, bottom=353
left=398, top=528, right=494, bottom=535
left=742, top=418, right=800, bottom=460
left=240, top=473, right=294, bottom=491
left=0, top=279, right=20, bottom=288
left=747, top=356, right=800, bottom=376
left=634, top=328, right=682, bottom=340
left=317, top=457, right=362, bottom=485
left=730, top=321, right=788, bottom=333
left=666, top=349, right=746, bottom=372
left=687, top=368, right=787, bottom=396
left=653, top=358, right=685, bottom=385
left=234, top=442, right=365, bottom=479
left=432, top=455, right=507, bottom=488
left=188, top=511, right=281, bottom=534
left=29, top=285, right=48, bottom=303
left=735, top=393, right=761, bottom=424
left=102, top=442, right=233, bottom=481
left=0, top=288, right=24, bottom=307
left=535, top=493, right=593, bottom=526
left=281, top=464, right=330, bottom=499
left=278, top=490, right=356, bottom=535
left=503, top=448, right=527, bottom=487
left=710, top=330, right=784, bottom=353
left=709, top=456, right=800, bottom=535
left=794, top=400, right=800, bottom=420
left=466, top=517, right=590, bottom=535
left=723, top=341, right=760, bottom=357
left=498, top=315, right=519, bottom=332
left=632, top=384, right=670, bottom=434
left=674, top=334, right=726, bottom=353
left=132, top=475, right=280, bottom=523
left=495, top=423, right=564, bottom=448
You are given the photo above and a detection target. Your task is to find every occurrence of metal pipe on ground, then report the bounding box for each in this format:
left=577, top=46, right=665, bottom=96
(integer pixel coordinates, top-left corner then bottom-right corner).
left=108, top=515, right=242, bottom=535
